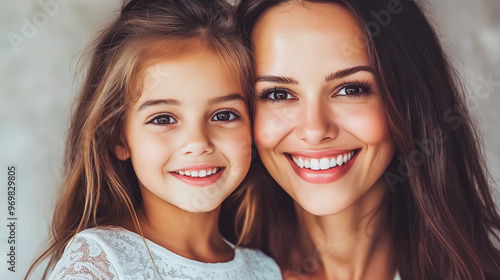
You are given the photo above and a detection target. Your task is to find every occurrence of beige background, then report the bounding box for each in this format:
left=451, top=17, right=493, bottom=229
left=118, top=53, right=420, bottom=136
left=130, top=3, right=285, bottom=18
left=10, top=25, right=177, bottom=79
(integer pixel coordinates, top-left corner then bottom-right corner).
left=0, top=0, right=499, bottom=279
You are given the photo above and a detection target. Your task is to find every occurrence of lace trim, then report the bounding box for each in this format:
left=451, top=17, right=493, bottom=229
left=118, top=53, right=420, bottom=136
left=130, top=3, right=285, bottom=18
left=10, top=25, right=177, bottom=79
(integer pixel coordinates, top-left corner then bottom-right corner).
left=49, top=227, right=282, bottom=280
left=49, top=235, right=118, bottom=279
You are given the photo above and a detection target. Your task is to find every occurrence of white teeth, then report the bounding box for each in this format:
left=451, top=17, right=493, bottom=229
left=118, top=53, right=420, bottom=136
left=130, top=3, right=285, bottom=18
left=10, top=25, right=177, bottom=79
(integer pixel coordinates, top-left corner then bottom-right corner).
left=292, top=151, right=357, bottom=170
left=310, top=159, right=320, bottom=170
left=176, top=168, right=219, bottom=178
left=320, top=158, right=329, bottom=170
left=337, top=155, right=343, bottom=166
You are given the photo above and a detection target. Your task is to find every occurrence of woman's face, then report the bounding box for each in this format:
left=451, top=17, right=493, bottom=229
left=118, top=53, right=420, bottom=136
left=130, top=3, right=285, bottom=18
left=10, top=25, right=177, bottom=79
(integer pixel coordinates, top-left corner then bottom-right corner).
left=252, top=2, right=394, bottom=215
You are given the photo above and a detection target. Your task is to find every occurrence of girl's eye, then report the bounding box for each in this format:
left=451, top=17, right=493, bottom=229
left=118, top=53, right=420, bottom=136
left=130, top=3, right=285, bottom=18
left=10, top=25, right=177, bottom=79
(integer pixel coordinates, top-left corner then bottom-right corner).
left=148, top=114, right=176, bottom=125
left=212, top=110, right=239, bottom=122
left=259, top=88, right=295, bottom=101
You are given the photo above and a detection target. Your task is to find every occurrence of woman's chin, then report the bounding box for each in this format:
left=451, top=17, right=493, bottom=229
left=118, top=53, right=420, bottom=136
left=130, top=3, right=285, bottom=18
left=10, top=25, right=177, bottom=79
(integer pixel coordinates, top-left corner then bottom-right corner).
left=294, top=194, right=355, bottom=217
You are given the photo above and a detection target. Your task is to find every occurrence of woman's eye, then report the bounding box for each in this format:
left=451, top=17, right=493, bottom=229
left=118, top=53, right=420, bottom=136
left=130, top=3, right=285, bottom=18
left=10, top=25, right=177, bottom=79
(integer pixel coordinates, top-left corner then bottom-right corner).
left=337, top=84, right=370, bottom=96
left=260, top=88, right=295, bottom=101
left=212, top=110, right=239, bottom=122
left=149, top=114, right=176, bottom=125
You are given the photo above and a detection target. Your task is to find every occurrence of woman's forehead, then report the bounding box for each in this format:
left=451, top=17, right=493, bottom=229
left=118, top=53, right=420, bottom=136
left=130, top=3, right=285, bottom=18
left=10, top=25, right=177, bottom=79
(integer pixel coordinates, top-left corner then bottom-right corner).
left=252, top=2, right=371, bottom=78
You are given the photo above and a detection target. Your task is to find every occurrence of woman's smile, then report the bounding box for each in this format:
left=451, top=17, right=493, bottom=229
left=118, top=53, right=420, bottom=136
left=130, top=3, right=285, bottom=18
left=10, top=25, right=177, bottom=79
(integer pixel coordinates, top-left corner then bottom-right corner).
left=285, top=149, right=360, bottom=184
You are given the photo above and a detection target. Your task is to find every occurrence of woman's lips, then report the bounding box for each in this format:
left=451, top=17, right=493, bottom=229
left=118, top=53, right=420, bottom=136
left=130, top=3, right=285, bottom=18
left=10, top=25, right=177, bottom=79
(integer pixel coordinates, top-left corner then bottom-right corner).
left=286, top=149, right=359, bottom=184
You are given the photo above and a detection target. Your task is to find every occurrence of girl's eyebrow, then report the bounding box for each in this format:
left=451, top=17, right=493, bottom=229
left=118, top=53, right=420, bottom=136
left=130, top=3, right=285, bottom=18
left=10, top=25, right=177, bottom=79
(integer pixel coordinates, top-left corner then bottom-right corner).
left=208, top=93, right=246, bottom=105
left=254, top=66, right=374, bottom=85
left=137, top=99, right=181, bottom=112
left=137, top=93, right=245, bottom=112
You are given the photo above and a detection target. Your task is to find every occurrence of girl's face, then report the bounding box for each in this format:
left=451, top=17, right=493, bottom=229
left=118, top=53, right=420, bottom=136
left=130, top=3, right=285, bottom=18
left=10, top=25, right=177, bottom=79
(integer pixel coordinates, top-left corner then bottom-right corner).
left=252, top=3, right=395, bottom=215
left=116, top=50, right=252, bottom=213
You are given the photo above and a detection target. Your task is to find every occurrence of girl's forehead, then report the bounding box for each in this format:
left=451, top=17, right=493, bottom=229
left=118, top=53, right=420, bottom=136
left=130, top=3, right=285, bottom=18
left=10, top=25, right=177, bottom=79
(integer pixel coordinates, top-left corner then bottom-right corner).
left=130, top=51, right=245, bottom=105
left=121, top=38, right=249, bottom=106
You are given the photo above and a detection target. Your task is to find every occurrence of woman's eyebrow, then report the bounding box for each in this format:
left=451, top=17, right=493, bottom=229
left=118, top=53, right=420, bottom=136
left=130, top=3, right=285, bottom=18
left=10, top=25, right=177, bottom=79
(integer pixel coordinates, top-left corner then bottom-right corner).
left=255, top=66, right=374, bottom=85
left=254, top=75, right=299, bottom=84
left=325, top=66, right=374, bottom=81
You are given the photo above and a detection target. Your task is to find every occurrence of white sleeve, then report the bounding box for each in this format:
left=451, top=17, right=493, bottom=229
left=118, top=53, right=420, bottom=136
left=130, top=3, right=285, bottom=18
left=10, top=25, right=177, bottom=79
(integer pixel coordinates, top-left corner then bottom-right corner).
left=48, top=234, right=119, bottom=280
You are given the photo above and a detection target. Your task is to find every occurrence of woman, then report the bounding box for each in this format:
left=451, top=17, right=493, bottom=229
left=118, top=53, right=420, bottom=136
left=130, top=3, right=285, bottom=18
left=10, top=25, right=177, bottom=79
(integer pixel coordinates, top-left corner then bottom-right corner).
left=230, top=0, right=500, bottom=279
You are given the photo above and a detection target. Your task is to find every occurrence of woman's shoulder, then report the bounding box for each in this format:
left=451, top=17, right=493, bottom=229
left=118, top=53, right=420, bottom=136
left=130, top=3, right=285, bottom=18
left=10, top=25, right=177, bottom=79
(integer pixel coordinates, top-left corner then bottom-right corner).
left=235, top=246, right=282, bottom=279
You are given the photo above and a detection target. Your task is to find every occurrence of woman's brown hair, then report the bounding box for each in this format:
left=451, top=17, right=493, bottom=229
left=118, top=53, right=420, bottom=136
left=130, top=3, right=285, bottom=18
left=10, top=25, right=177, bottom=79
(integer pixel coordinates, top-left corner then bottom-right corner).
left=26, top=0, right=251, bottom=278
left=229, top=0, right=500, bottom=279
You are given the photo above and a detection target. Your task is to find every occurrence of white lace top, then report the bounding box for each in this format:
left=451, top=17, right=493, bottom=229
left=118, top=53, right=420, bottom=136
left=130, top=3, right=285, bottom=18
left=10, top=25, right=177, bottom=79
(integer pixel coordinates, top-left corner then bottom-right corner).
left=48, top=227, right=282, bottom=280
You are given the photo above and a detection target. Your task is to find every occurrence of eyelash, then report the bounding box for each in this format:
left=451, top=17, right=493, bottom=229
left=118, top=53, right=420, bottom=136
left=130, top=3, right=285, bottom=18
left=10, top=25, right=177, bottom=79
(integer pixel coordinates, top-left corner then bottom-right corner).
left=146, top=109, right=241, bottom=126
left=257, top=80, right=374, bottom=102
left=257, top=87, right=296, bottom=103
left=211, top=109, right=241, bottom=122
left=335, top=80, right=374, bottom=99
left=147, top=114, right=177, bottom=126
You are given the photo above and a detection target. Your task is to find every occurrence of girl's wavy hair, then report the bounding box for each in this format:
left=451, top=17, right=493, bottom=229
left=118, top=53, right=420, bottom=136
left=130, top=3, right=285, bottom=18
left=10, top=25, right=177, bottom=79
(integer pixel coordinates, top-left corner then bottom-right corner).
left=229, top=0, right=500, bottom=279
left=26, top=0, right=252, bottom=278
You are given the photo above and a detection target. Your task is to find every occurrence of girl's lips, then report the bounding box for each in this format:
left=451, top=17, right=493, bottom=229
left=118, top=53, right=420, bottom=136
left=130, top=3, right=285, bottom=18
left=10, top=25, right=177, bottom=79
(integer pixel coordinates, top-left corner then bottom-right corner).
left=170, top=167, right=224, bottom=187
left=286, top=150, right=359, bottom=184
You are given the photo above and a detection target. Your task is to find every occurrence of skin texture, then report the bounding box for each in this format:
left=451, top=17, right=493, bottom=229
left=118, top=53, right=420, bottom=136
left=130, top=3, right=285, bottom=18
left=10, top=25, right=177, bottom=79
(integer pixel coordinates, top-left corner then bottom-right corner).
left=252, top=2, right=396, bottom=279
left=116, top=49, right=252, bottom=262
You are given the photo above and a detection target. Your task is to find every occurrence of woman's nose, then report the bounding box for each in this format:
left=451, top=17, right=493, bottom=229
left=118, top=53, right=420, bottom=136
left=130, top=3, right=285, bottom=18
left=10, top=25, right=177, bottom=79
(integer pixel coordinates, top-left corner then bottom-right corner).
left=295, top=100, right=338, bottom=145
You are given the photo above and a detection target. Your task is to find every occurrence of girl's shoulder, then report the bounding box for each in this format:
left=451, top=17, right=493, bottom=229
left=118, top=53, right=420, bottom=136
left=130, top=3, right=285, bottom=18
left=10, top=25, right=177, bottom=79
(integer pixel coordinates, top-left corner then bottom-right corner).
left=50, top=227, right=283, bottom=279
left=48, top=226, right=127, bottom=280
left=234, top=246, right=282, bottom=278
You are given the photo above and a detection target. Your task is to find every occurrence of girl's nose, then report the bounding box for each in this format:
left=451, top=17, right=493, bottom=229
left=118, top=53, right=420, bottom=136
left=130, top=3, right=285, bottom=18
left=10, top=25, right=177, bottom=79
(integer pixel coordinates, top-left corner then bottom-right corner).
left=179, top=126, right=215, bottom=156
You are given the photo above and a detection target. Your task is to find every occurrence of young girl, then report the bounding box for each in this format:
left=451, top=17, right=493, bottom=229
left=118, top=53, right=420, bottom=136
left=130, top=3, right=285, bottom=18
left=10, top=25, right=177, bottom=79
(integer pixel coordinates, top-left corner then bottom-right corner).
left=26, top=0, right=281, bottom=279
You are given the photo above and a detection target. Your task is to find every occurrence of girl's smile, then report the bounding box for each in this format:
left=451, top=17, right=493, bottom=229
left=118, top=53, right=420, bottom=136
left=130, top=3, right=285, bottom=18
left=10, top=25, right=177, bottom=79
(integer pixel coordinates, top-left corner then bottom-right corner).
left=170, top=165, right=225, bottom=187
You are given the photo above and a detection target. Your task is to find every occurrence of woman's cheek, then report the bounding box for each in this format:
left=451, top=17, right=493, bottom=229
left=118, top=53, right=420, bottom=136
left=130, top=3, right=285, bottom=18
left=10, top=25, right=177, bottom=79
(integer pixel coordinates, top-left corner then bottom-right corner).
left=337, top=102, right=390, bottom=145
left=254, top=105, right=297, bottom=149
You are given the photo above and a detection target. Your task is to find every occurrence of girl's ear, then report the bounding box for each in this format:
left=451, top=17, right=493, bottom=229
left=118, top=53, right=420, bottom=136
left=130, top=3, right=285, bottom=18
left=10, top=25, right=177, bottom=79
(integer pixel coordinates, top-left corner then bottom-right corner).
left=115, top=144, right=130, bottom=161
left=115, top=133, right=130, bottom=160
